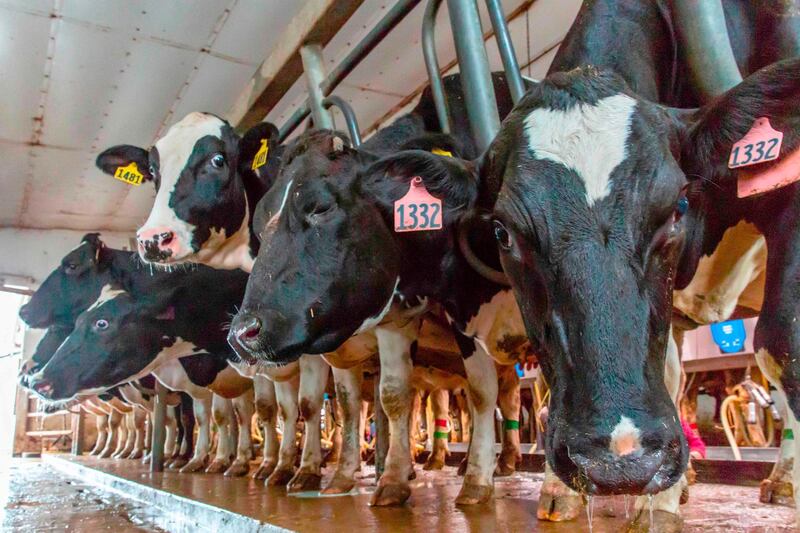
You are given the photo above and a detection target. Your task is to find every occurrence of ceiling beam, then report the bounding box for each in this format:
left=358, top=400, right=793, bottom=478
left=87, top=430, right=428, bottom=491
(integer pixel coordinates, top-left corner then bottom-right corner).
left=228, top=0, right=365, bottom=132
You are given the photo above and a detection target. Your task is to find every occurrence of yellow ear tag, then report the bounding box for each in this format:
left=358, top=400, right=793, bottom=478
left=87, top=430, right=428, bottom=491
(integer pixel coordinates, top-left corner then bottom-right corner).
left=113, top=162, right=144, bottom=186
left=252, top=139, right=269, bottom=170
left=431, top=148, right=453, bottom=157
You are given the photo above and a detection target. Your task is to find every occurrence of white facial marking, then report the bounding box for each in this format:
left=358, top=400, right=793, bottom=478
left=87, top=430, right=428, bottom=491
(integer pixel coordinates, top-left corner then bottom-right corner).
left=609, top=415, right=642, bottom=456
left=264, top=179, right=294, bottom=237
left=524, top=94, right=637, bottom=205
left=87, top=284, right=126, bottom=312
left=141, top=112, right=226, bottom=258
left=355, top=277, right=400, bottom=334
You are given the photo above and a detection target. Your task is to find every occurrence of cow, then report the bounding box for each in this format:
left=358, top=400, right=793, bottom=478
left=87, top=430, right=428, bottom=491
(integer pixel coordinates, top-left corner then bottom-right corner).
left=96, top=120, right=331, bottom=492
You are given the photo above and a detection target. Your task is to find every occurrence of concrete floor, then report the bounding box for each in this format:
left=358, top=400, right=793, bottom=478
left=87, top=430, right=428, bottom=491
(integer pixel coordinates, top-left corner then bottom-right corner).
left=30, top=454, right=796, bottom=533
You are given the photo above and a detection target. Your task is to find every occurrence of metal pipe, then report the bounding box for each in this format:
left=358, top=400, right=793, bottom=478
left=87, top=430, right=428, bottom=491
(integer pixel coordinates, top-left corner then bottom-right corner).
left=485, top=0, right=525, bottom=104
left=280, top=0, right=423, bottom=141
left=323, top=96, right=362, bottom=146
left=300, top=44, right=335, bottom=130
left=150, top=380, right=167, bottom=472
left=446, top=0, right=501, bottom=151
left=672, top=0, right=742, bottom=101
left=422, top=0, right=451, bottom=133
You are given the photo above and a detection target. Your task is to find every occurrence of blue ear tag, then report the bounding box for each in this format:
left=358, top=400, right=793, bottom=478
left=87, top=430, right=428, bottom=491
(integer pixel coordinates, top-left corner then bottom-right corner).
left=710, top=319, right=746, bottom=353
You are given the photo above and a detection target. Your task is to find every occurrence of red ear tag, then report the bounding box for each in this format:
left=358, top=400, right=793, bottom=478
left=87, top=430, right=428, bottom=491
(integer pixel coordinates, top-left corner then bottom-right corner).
left=394, top=176, right=443, bottom=232
left=728, top=117, right=783, bottom=170
left=737, top=145, right=800, bottom=198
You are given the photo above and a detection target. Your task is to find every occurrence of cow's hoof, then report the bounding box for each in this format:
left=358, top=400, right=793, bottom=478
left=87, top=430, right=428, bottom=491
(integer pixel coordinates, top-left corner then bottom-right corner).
left=369, top=482, right=411, bottom=506
left=680, top=485, right=689, bottom=505
left=128, top=449, right=144, bottom=460
left=252, top=461, right=277, bottom=480
left=287, top=472, right=322, bottom=493
left=536, top=492, right=582, bottom=521
left=760, top=479, right=795, bottom=506
left=455, top=483, right=493, bottom=506
left=167, top=457, right=188, bottom=470
left=98, top=449, right=113, bottom=459
left=266, top=467, right=295, bottom=487
left=322, top=474, right=356, bottom=494
left=626, top=510, right=683, bottom=533
left=141, top=453, right=151, bottom=464
left=494, top=461, right=516, bottom=477
left=205, top=459, right=230, bottom=474
left=423, top=455, right=445, bottom=471
left=180, top=457, right=208, bottom=474
left=224, top=460, right=250, bottom=477
left=408, top=468, right=416, bottom=481
left=456, top=458, right=467, bottom=476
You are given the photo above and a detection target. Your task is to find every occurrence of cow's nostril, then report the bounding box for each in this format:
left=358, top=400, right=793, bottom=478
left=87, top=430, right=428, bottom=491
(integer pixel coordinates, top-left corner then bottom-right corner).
left=159, top=232, right=174, bottom=247
left=236, top=316, right=262, bottom=343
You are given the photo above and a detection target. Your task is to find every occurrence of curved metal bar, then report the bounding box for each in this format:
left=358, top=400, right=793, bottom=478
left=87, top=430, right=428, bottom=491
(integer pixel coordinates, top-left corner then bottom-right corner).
left=672, top=0, right=742, bottom=101
left=422, top=0, right=451, bottom=133
left=323, top=95, right=362, bottom=147
left=485, top=0, right=525, bottom=104
left=457, top=215, right=510, bottom=287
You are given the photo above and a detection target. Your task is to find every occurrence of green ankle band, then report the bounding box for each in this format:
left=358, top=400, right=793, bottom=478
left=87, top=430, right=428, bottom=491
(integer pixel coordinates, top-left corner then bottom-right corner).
left=433, top=431, right=450, bottom=439
left=784, top=428, right=794, bottom=440
left=504, top=419, right=520, bottom=430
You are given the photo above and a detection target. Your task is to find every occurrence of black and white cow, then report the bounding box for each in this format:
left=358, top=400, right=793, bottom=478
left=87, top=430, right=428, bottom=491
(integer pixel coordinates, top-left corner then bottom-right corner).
left=96, top=118, right=330, bottom=492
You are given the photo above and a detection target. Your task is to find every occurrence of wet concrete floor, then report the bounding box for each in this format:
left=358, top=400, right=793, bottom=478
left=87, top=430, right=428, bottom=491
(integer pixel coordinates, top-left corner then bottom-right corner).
left=41, top=454, right=796, bottom=532
left=0, top=458, right=167, bottom=531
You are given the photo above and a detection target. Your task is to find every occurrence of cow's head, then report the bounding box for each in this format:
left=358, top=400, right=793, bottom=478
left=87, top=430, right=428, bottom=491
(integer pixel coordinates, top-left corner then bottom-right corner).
left=96, top=113, right=279, bottom=268
left=27, top=286, right=190, bottom=400
left=227, top=130, right=471, bottom=363
left=19, top=233, right=113, bottom=328
left=18, top=325, right=71, bottom=387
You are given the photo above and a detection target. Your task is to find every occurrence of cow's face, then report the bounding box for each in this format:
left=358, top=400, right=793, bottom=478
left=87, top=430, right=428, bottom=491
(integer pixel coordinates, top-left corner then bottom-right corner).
left=27, top=289, right=178, bottom=400
left=487, top=69, right=690, bottom=494
left=96, top=114, right=276, bottom=268
left=19, top=234, right=112, bottom=328
left=228, top=131, right=400, bottom=362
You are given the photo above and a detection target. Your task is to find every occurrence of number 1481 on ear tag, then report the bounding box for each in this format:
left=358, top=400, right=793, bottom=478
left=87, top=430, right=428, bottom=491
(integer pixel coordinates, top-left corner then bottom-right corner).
left=394, top=177, right=442, bottom=232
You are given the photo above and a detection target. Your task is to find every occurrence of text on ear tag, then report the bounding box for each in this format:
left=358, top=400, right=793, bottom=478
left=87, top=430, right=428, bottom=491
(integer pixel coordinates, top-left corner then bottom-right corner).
left=431, top=148, right=453, bottom=157
left=728, top=117, right=783, bottom=169
left=252, top=139, right=269, bottom=170
left=394, top=176, right=443, bottom=232
left=113, top=162, right=144, bottom=186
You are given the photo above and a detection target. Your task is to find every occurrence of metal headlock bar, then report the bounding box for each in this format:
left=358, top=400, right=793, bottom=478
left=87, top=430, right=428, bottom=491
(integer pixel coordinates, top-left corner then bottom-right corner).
left=485, top=0, right=525, bottom=104
left=422, top=0, right=451, bottom=133
left=323, top=96, right=363, bottom=146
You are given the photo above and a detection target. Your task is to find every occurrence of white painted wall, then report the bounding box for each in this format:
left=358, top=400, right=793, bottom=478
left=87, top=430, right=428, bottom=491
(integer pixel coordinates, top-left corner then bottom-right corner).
left=0, top=228, right=133, bottom=287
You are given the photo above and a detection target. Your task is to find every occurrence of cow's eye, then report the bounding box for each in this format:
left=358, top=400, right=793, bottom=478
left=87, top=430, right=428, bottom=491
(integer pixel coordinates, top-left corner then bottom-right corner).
left=674, top=195, right=689, bottom=221
left=210, top=154, right=225, bottom=168
left=94, top=319, right=109, bottom=331
left=494, top=221, right=513, bottom=251
left=65, top=263, right=78, bottom=273
left=307, top=203, right=335, bottom=224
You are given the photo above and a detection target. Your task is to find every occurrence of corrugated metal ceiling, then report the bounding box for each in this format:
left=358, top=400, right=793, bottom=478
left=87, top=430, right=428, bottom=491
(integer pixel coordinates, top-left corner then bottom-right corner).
left=0, top=0, right=580, bottom=233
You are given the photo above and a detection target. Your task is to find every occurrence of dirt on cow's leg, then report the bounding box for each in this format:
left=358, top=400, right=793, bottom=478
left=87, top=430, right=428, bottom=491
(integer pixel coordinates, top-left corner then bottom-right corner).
left=180, top=397, right=212, bottom=474
left=537, top=462, right=582, bottom=521
left=266, top=378, right=299, bottom=487
left=323, top=365, right=362, bottom=495
left=252, top=376, right=279, bottom=481
left=423, top=389, right=450, bottom=471
left=206, top=395, right=235, bottom=474
left=495, top=364, right=521, bottom=477
left=287, top=356, right=328, bottom=493
left=225, top=389, right=254, bottom=477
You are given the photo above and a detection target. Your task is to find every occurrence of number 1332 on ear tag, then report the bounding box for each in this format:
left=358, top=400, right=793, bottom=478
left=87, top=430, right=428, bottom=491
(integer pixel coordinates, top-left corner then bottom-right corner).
left=394, top=176, right=442, bottom=232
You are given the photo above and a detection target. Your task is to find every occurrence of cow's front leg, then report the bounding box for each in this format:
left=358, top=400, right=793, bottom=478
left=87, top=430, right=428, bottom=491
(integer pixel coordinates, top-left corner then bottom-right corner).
left=629, top=327, right=685, bottom=532
left=206, top=395, right=236, bottom=473
left=537, top=462, right=583, bottom=521
left=163, top=408, right=177, bottom=461
left=423, top=389, right=450, bottom=471
left=99, top=409, right=122, bottom=458
left=225, top=388, right=254, bottom=477
left=323, top=365, right=363, bottom=494
left=112, top=411, right=132, bottom=458
left=760, top=388, right=794, bottom=505
left=252, top=376, right=279, bottom=480
left=456, top=342, right=498, bottom=505
left=370, top=325, right=414, bottom=507
left=288, top=356, right=329, bottom=492
left=495, top=364, right=522, bottom=476
left=90, top=414, right=108, bottom=455
left=266, top=377, right=300, bottom=486
left=128, top=407, right=146, bottom=460
left=180, top=397, right=212, bottom=473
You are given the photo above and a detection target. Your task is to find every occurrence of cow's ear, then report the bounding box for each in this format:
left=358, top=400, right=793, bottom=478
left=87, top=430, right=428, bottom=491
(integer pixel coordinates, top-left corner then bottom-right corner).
left=81, top=233, right=112, bottom=266
left=681, top=58, right=800, bottom=183
left=362, top=149, right=479, bottom=214
left=95, top=145, right=152, bottom=181
left=239, top=122, right=280, bottom=173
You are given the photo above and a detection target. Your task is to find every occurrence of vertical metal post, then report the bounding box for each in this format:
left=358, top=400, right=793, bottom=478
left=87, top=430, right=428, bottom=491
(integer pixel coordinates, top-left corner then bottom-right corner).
left=374, top=372, right=389, bottom=480
left=446, top=0, right=501, bottom=151
left=300, top=44, right=334, bottom=130
left=71, top=406, right=85, bottom=455
left=422, top=0, right=451, bottom=133
left=485, top=0, right=525, bottom=104
left=150, top=380, right=167, bottom=472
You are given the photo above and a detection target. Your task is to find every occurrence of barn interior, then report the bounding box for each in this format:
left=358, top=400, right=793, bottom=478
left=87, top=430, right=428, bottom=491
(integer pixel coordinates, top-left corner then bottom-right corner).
left=0, top=0, right=797, bottom=531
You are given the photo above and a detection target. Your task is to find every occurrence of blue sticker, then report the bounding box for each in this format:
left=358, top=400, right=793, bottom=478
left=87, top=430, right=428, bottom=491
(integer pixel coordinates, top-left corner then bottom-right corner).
left=515, top=363, right=524, bottom=378
left=710, top=319, right=746, bottom=353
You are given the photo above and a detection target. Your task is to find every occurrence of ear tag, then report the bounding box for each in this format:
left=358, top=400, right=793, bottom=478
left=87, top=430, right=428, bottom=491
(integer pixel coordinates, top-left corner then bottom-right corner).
left=394, top=176, right=442, bottom=232
left=431, top=148, right=453, bottom=157
left=156, top=306, right=176, bottom=321
left=728, top=117, right=783, bottom=170
left=737, top=144, right=800, bottom=197
left=251, top=139, right=269, bottom=170
left=113, top=162, right=144, bottom=186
